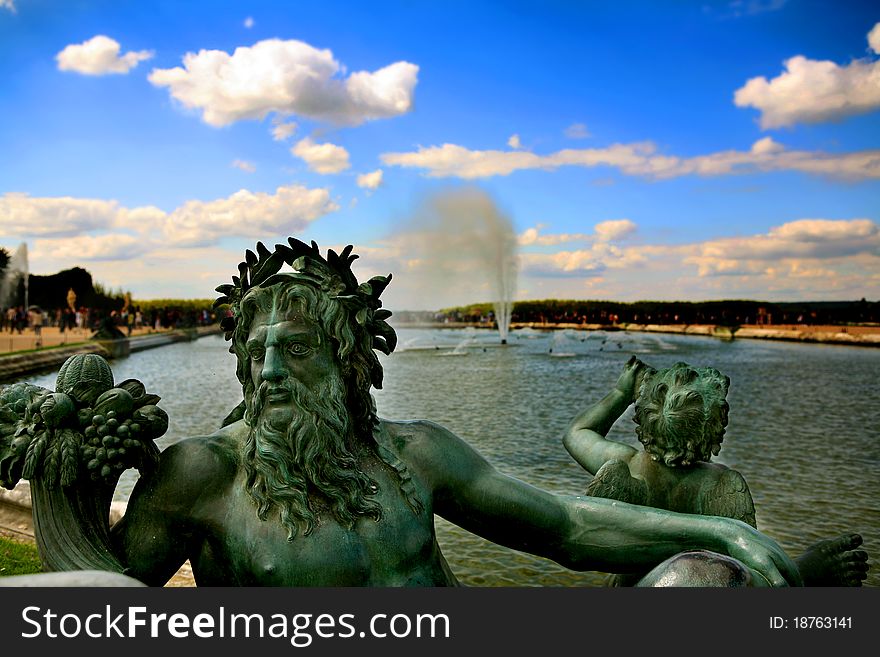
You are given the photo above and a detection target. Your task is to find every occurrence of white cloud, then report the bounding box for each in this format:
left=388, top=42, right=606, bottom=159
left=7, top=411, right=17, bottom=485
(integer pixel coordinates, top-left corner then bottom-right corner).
left=383, top=143, right=547, bottom=178
left=356, top=169, right=384, bottom=190
left=0, top=1, right=16, bottom=13
left=381, top=139, right=880, bottom=181
left=521, top=251, right=604, bottom=276
left=517, top=222, right=642, bottom=277
left=244, top=17, right=255, bottom=29
left=770, top=218, right=877, bottom=242
left=564, top=123, right=591, bottom=139
left=3, top=184, right=339, bottom=250
left=686, top=218, right=879, bottom=269
left=870, top=22, right=880, bottom=55
left=56, top=35, right=154, bottom=76
left=507, top=134, right=522, bottom=149
left=148, top=38, right=418, bottom=127
left=750, top=136, right=784, bottom=155
left=594, top=219, right=637, bottom=242
left=734, top=23, right=880, bottom=128
left=291, top=137, right=350, bottom=174
left=34, top=234, right=150, bottom=261
left=517, top=221, right=634, bottom=247
left=514, top=218, right=880, bottom=301
left=0, top=192, right=121, bottom=237
left=152, top=184, right=339, bottom=245
left=518, top=226, right=589, bottom=246
left=519, top=243, right=648, bottom=278
left=271, top=119, right=298, bottom=141
left=231, top=159, right=256, bottom=173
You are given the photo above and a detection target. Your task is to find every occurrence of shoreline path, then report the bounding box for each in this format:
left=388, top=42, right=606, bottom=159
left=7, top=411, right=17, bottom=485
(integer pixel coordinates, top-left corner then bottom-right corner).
left=1, top=322, right=879, bottom=357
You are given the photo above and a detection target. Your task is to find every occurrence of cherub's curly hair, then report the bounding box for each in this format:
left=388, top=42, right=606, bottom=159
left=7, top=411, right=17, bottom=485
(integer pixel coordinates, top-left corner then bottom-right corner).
left=633, top=362, right=730, bottom=467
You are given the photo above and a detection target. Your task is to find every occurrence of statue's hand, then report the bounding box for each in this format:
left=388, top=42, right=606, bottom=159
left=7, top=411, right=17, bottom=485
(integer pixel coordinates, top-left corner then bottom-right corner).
left=718, top=517, right=803, bottom=587
left=615, top=356, right=654, bottom=403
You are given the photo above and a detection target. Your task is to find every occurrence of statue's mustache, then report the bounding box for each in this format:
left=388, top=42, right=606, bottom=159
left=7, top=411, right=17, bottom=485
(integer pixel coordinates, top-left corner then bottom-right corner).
left=255, top=380, right=292, bottom=403
left=249, top=379, right=313, bottom=427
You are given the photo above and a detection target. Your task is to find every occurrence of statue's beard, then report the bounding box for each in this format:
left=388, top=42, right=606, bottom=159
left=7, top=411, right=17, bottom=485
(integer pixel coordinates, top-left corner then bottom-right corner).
left=242, top=373, right=382, bottom=540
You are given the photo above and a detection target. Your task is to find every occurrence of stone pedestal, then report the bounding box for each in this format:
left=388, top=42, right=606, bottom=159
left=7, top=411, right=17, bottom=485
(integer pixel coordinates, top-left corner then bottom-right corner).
left=96, top=338, right=131, bottom=359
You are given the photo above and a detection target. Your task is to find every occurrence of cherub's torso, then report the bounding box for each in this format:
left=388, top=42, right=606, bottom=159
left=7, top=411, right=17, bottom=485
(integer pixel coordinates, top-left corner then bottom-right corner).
left=629, top=451, right=754, bottom=524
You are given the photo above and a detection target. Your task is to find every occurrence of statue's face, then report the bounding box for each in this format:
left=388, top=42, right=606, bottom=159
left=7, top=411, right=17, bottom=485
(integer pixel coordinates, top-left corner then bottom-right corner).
left=246, top=307, right=339, bottom=421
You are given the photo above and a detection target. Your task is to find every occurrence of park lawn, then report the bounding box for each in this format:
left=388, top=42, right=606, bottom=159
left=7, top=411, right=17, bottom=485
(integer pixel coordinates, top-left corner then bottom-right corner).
left=0, top=536, right=42, bottom=576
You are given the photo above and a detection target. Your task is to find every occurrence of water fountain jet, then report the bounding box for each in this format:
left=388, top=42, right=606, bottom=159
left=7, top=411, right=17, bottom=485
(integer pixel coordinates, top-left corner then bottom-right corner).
left=397, top=188, right=518, bottom=344
left=0, top=243, right=28, bottom=310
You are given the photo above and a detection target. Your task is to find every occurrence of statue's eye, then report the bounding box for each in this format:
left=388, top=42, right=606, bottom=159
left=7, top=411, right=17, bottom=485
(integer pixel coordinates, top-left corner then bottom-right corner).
left=249, top=346, right=265, bottom=361
left=287, top=342, right=310, bottom=356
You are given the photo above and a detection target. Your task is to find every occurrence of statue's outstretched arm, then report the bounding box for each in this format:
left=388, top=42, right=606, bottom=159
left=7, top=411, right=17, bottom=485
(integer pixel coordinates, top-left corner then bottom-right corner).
left=562, top=356, right=652, bottom=474
left=0, top=355, right=168, bottom=576
left=405, top=419, right=801, bottom=586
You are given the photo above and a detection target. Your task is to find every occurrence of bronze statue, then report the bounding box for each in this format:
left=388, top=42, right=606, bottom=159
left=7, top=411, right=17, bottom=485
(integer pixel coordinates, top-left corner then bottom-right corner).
left=1, top=239, right=804, bottom=586
left=564, top=357, right=869, bottom=586
left=66, top=287, right=77, bottom=314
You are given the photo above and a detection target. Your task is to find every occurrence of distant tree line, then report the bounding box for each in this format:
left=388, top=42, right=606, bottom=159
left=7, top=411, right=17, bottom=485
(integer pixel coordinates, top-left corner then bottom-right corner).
left=5, top=267, right=223, bottom=332
left=135, top=298, right=218, bottom=313
left=26, top=267, right=128, bottom=311
left=11, top=261, right=878, bottom=328
left=433, top=298, right=880, bottom=326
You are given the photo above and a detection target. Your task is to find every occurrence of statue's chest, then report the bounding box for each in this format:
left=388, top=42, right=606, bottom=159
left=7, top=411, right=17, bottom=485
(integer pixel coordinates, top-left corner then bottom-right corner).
left=197, top=473, right=434, bottom=586
left=232, top=515, right=374, bottom=586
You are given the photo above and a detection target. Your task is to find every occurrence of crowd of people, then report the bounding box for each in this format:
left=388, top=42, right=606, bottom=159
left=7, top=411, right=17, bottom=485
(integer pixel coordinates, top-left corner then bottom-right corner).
left=434, top=299, right=880, bottom=328
left=1, top=306, right=31, bottom=334
left=1, top=305, right=219, bottom=338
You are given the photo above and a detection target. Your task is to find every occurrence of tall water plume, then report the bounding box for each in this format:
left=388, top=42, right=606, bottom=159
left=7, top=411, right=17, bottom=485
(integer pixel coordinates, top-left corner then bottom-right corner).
left=399, top=188, right=518, bottom=343
left=0, top=242, right=29, bottom=309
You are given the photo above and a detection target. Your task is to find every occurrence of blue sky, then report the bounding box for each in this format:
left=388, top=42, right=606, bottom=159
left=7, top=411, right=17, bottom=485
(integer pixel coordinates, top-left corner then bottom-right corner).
left=1, top=0, right=878, bottom=309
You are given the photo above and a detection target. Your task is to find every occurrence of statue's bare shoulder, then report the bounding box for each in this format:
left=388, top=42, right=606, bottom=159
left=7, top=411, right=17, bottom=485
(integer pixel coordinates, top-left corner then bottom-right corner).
left=377, top=418, right=489, bottom=492
left=378, top=418, right=445, bottom=449
left=132, top=421, right=243, bottom=510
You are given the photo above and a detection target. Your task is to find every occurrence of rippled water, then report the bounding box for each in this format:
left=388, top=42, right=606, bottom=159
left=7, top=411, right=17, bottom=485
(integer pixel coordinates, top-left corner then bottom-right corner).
left=22, top=327, right=880, bottom=587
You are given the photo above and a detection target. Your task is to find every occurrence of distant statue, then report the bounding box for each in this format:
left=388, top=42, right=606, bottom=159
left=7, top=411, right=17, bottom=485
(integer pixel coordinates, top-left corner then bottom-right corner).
left=91, top=312, right=126, bottom=340
left=563, top=357, right=869, bottom=586
left=0, top=239, right=804, bottom=587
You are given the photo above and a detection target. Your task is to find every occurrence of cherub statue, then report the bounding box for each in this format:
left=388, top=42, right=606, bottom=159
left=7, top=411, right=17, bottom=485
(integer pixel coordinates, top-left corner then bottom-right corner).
left=563, top=356, right=869, bottom=586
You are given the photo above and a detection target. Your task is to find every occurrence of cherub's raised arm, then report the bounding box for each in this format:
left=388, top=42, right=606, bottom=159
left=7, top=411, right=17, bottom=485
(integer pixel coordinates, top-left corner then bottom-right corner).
left=562, top=355, right=652, bottom=475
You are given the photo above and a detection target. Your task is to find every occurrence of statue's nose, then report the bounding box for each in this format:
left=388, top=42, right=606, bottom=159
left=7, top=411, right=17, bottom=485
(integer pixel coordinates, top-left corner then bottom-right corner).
left=260, top=346, right=286, bottom=383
